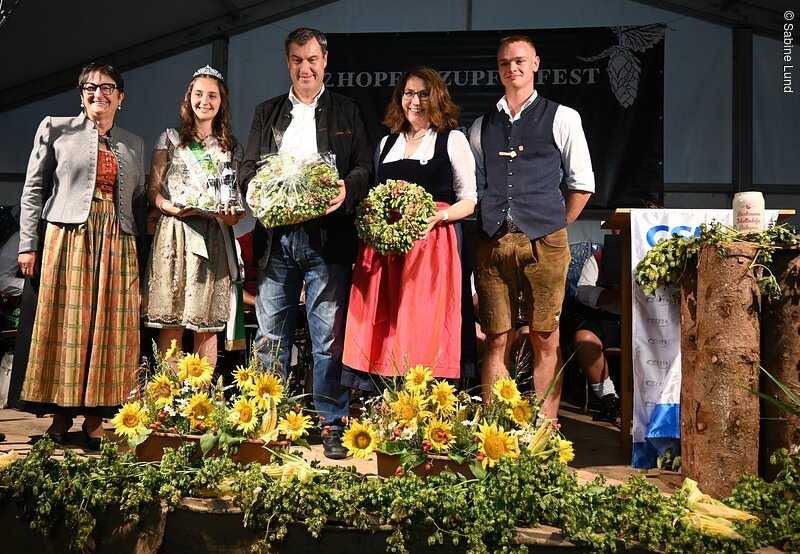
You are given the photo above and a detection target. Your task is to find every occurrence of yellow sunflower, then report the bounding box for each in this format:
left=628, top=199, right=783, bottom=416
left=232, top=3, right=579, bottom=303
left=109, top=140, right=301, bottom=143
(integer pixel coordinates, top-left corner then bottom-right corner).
left=177, top=353, right=214, bottom=387
left=186, top=392, right=214, bottom=429
left=425, top=417, right=454, bottom=452
left=249, top=373, right=285, bottom=409
left=229, top=397, right=260, bottom=434
left=507, top=399, right=534, bottom=426
left=558, top=439, right=575, bottom=463
left=475, top=421, right=519, bottom=468
left=147, top=373, right=178, bottom=408
left=112, top=401, right=149, bottom=438
left=232, top=365, right=255, bottom=391
left=492, top=377, right=521, bottom=405
left=0, top=450, right=19, bottom=473
left=404, top=364, right=434, bottom=393
left=427, top=380, right=457, bottom=414
left=277, top=411, right=314, bottom=441
left=341, top=421, right=379, bottom=459
left=163, top=338, right=179, bottom=360
left=391, top=390, right=431, bottom=428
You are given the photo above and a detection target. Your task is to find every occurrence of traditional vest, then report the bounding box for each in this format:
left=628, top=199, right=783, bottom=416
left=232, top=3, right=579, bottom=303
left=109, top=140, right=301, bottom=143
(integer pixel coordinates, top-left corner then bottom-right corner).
left=479, top=96, right=566, bottom=240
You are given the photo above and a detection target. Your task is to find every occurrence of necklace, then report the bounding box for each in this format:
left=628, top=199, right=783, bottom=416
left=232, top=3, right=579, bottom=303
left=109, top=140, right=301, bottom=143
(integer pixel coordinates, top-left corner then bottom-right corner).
left=405, top=128, right=428, bottom=142
left=194, top=132, right=212, bottom=146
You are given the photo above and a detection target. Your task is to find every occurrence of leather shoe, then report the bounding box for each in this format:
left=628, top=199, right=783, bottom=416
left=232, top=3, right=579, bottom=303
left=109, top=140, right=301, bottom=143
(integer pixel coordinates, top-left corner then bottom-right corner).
left=82, top=423, right=103, bottom=451
left=322, top=429, right=348, bottom=460
left=45, top=417, right=73, bottom=445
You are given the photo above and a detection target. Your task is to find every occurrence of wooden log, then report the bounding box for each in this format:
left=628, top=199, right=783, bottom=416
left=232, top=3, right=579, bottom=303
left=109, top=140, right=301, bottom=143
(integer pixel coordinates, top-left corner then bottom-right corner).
left=679, top=260, right=699, bottom=481
left=684, top=243, right=760, bottom=499
left=760, top=249, right=800, bottom=481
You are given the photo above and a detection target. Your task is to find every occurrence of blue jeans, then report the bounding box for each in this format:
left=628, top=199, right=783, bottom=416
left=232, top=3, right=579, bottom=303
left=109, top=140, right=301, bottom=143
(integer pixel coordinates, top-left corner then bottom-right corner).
left=255, top=226, right=350, bottom=429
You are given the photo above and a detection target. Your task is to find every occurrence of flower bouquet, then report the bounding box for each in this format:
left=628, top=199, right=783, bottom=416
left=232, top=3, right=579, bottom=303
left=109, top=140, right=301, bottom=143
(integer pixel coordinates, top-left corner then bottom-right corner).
left=113, top=344, right=313, bottom=464
left=340, top=366, right=574, bottom=478
left=355, top=179, right=436, bottom=255
left=246, top=151, right=340, bottom=227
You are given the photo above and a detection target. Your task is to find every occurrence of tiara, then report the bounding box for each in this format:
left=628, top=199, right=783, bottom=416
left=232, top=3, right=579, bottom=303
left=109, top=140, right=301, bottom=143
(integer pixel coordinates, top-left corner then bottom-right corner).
left=193, top=65, right=224, bottom=81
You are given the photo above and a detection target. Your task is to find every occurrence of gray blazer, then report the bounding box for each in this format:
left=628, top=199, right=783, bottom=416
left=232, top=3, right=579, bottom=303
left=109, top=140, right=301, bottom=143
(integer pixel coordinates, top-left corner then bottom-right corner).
left=18, top=112, right=145, bottom=253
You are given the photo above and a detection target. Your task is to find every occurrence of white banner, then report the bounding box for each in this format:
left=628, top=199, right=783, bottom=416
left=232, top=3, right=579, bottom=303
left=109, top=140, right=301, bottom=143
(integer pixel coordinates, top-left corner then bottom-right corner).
left=629, top=209, right=779, bottom=468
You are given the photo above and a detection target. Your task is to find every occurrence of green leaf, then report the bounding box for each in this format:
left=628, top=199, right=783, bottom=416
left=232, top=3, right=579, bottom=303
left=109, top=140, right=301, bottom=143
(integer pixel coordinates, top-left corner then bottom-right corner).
left=380, top=440, right=406, bottom=455
left=447, top=452, right=466, bottom=465
left=399, top=450, right=427, bottom=469
left=469, top=461, right=487, bottom=480
left=126, top=430, right=152, bottom=452
left=199, top=432, right=219, bottom=455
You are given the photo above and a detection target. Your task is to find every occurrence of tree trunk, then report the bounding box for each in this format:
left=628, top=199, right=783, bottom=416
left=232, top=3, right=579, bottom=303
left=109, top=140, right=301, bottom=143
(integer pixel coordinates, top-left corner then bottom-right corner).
left=679, top=260, right=698, bottom=480
left=683, top=243, right=760, bottom=499
left=760, top=249, right=800, bottom=481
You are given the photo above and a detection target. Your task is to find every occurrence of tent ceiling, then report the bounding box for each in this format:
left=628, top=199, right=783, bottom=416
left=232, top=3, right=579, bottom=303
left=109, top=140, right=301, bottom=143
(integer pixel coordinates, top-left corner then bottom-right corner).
left=0, top=0, right=788, bottom=113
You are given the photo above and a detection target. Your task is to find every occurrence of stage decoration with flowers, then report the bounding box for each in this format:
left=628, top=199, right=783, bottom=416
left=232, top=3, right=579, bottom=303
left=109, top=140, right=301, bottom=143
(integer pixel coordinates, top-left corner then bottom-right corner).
left=355, top=179, right=436, bottom=255
left=113, top=343, right=312, bottom=456
left=341, top=366, right=574, bottom=478
left=246, top=150, right=340, bottom=227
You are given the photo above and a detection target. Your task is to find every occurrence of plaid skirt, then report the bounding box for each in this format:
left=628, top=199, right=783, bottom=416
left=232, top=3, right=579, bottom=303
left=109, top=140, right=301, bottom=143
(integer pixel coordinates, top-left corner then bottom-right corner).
left=21, top=189, right=140, bottom=408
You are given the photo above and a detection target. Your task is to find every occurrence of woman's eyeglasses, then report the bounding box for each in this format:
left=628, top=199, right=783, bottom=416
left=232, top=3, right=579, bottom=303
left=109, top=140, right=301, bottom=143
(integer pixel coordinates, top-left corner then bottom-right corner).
left=402, top=89, right=430, bottom=101
left=81, top=83, right=118, bottom=95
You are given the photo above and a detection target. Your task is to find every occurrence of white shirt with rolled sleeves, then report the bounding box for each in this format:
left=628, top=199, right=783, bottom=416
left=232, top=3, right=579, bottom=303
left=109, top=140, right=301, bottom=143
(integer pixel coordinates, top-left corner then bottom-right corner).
left=468, top=90, right=595, bottom=204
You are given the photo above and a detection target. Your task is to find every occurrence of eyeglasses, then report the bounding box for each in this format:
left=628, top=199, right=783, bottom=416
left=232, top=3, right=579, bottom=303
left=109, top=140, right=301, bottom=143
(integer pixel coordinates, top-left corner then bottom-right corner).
left=81, top=83, right=118, bottom=95
left=402, top=89, right=430, bottom=101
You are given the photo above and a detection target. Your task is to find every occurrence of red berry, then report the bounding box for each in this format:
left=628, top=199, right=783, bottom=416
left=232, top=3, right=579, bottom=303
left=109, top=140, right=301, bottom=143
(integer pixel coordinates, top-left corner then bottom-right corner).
left=324, top=425, right=331, bottom=431
left=393, top=427, right=401, bottom=436
left=389, top=435, right=396, bottom=441
left=149, top=423, right=158, bottom=430
left=424, top=463, right=431, bottom=471
left=168, top=427, right=176, bottom=432
left=318, top=416, right=326, bottom=421
left=341, top=416, right=348, bottom=423
left=295, top=404, right=301, bottom=412
left=159, top=412, right=167, bottom=420
left=474, top=436, right=481, bottom=443
left=197, top=423, right=206, bottom=431
left=476, top=453, right=485, bottom=462
left=322, top=430, right=329, bottom=437
left=395, top=466, right=403, bottom=476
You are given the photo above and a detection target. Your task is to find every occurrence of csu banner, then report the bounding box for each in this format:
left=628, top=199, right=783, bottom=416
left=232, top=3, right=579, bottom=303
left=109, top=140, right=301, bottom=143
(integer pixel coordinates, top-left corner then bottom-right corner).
left=326, top=26, right=665, bottom=208
left=629, top=209, right=780, bottom=469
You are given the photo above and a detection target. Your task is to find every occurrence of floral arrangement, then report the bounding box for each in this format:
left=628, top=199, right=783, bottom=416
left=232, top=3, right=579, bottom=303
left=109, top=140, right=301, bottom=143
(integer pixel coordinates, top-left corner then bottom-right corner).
left=355, top=179, right=436, bottom=255
left=113, top=343, right=313, bottom=455
left=246, top=150, right=340, bottom=227
left=340, top=366, right=573, bottom=477
left=170, top=136, right=236, bottom=212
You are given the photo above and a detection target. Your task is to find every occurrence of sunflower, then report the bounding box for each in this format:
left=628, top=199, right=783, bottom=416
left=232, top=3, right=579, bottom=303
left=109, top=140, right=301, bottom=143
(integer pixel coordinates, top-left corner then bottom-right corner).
left=277, top=411, right=313, bottom=441
left=112, top=401, right=149, bottom=438
left=427, top=380, right=457, bottom=414
left=185, top=392, right=214, bottom=429
left=558, top=439, right=575, bottom=463
left=177, top=353, right=214, bottom=387
left=391, top=390, right=431, bottom=428
left=229, top=397, right=260, bottom=434
left=148, top=373, right=178, bottom=408
left=507, top=399, right=534, bottom=426
left=342, top=421, right=379, bottom=459
left=249, top=373, right=285, bottom=409
left=475, top=421, right=519, bottom=468
left=425, top=417, right=454, bottom=451
left=492, top=377, right=521, bottom=405
left=163, top=338, right=179, bottom=360
left=404, top=364, right=434, bottom=393
left=232, top=365, right=255, bottom=391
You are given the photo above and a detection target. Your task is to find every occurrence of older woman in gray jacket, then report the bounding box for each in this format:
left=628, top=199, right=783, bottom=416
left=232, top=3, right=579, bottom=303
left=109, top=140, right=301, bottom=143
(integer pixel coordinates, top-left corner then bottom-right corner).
left=17, top=62, right=145, bottom=450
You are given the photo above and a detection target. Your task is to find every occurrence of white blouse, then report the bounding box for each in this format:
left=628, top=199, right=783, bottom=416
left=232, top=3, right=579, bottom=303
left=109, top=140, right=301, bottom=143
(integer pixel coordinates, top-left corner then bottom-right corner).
left=378, top=129, right=477, bottom=204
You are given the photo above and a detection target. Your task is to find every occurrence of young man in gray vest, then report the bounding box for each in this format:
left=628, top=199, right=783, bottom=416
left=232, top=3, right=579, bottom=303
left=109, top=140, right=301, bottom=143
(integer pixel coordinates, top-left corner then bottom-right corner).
left=469, top=35, right=594, bottom=421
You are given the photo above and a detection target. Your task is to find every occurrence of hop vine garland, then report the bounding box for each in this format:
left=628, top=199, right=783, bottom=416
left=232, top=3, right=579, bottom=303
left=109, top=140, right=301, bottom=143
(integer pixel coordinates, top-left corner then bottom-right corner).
left=634, top=223, right=800, bottom=300
left=355, top=179, right=436, bottom=255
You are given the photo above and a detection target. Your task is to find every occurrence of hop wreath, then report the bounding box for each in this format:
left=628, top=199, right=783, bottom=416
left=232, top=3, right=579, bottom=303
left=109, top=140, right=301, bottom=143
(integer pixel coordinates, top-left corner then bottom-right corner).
left=356, top=179, right=436, bottom=255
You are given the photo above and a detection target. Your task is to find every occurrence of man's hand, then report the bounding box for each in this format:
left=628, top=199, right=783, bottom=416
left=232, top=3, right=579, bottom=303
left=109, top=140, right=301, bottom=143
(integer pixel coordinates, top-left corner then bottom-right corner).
left=18, top=251, right=37, bottom=278
left=325, top=180, right=346, bottom=215
left=216, top=204, right=245, bottom=227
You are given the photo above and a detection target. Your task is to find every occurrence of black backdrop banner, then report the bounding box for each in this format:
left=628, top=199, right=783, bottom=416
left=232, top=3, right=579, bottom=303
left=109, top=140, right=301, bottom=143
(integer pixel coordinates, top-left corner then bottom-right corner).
left=325, top=26, right=665, bottom=208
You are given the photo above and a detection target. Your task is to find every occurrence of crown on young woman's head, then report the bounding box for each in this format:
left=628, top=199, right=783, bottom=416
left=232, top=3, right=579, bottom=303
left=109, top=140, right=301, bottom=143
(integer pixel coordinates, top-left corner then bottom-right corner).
left=193, top=65, right=224, bottom=81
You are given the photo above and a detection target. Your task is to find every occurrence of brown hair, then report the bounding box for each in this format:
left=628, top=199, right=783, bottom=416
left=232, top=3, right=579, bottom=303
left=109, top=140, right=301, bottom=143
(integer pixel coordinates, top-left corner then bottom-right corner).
left=285, top=27, right=328, bottom=57
left=177, top=74, right=234, bottom=153
left=383, top=67, right=460, bottom=134
left=498, top=34, right=537, bottom=54
left=77, top=62, right=124, bottom=92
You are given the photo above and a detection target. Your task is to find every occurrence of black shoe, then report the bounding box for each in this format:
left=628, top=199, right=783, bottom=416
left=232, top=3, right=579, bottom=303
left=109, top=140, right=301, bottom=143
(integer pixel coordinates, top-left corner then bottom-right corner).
left=45, top=417, right=74, bottom=445
left=593, top=394, right=621, bottom=427
left=82, top=424, right=103, bottom=451
left=322, top=429, right=348, bottom=460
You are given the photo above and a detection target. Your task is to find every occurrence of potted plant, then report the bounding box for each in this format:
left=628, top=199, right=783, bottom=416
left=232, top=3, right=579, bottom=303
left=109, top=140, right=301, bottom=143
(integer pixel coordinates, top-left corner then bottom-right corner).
left=112, top=344, right=313, bottom=465
left=339, top=366, right=574, bottom=478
